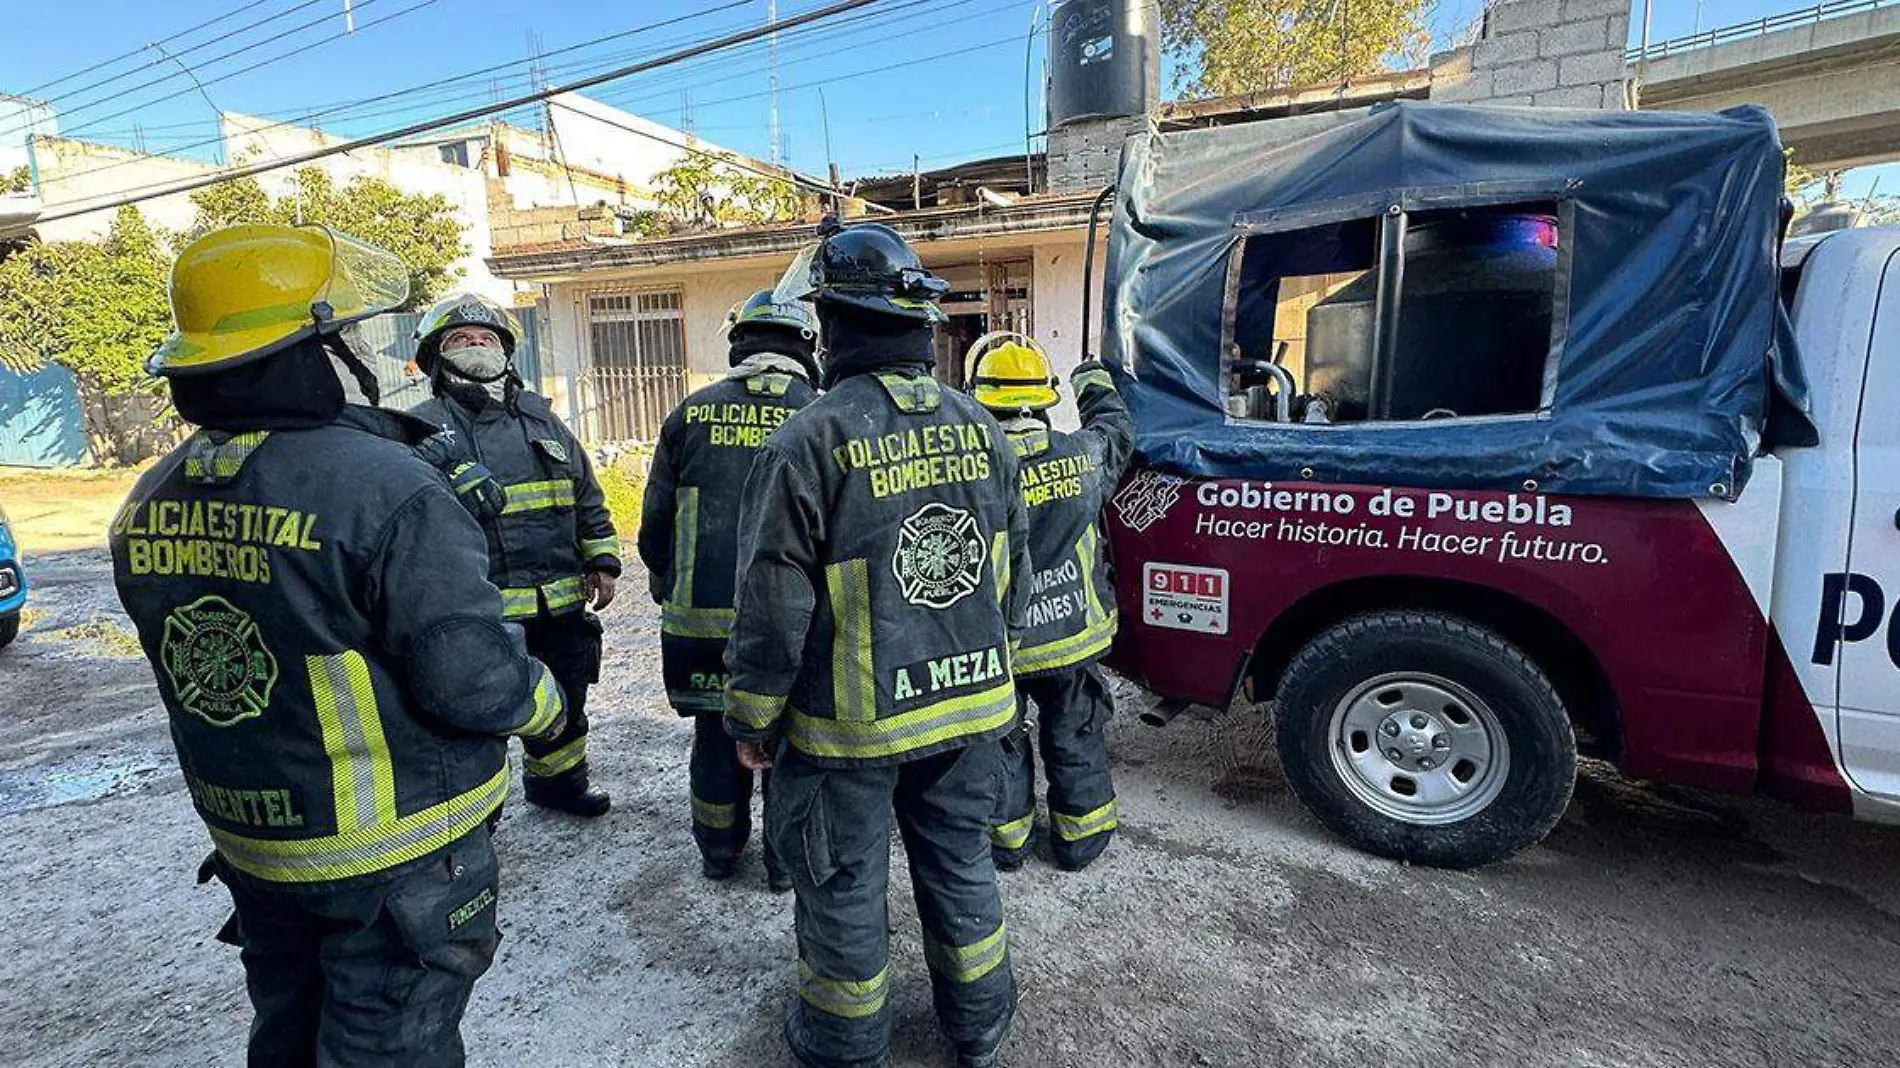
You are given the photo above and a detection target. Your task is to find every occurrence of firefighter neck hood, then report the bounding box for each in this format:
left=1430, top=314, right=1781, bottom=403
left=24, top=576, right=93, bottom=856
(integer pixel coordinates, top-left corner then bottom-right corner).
left=728, top=351, right=815, bottom=382
left=817, top=302, right=933, bottom=390
left=168, top=332, right=349, bottom=432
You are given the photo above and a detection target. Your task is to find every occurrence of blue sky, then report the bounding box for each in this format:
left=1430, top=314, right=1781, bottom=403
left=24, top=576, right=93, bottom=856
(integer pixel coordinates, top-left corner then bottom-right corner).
left=4, top=0, right=1892, bottom=195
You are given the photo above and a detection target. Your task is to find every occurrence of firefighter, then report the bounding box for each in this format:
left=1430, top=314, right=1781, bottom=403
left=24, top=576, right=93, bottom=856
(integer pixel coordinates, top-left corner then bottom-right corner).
left=726, top=219, right=1032, bottom=1068
left=966, top=334, right=1135, bottom=872
left=639, top=290, right=820, bottom=887
left=110, top=224, right=567, bottom=1066
left=409, top=293, right=618, bottom=818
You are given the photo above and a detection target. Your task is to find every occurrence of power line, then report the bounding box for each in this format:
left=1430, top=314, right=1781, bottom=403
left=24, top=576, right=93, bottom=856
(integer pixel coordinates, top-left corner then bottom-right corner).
left=62, top=1, right=758, bottom=140
left=30, top=0, right=762, bottom=191
left=42, top=0, right=427, bottom=145
left=600, top=27, right=1030, bottom=140
left=21, top=0, right=886, bottom=231
left=33, top=0, right=932, bottom=195
left=0, top=0, right=349, bottom=141
left=9, top=0, right=320, bottom=100
left=545, top=99, right=893, bottom=214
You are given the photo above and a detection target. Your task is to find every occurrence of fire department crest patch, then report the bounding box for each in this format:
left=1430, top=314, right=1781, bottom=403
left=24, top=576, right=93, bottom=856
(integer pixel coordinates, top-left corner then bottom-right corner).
left=160, top=596, right=278, bottom=728
left=891, top=503, right=988, bottom=610
left=1112, top=470, right=1188, bottom=534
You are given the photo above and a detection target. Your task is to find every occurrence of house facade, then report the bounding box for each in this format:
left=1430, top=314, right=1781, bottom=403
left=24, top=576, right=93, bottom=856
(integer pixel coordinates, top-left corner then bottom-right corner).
left=486, top=188, right=1108, bottom=440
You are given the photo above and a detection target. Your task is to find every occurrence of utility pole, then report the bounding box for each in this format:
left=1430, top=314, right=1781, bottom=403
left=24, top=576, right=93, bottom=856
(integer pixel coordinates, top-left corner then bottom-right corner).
left=343, top=0, right=355, bottom=34
left=820, top=87, right=838, bottom=195
left=769, top=0, right=782, bottom=167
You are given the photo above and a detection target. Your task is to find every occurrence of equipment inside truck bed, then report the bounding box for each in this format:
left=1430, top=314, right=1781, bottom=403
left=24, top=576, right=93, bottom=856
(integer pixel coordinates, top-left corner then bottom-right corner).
left=1102, top=103, right=1813, bottom=500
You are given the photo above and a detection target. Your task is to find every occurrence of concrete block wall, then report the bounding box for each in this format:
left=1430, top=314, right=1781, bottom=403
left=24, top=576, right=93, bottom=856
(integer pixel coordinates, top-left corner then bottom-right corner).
left=1048, top=115, right=1146, bottom=193
left=1435, top=0, right=1632, bottom=109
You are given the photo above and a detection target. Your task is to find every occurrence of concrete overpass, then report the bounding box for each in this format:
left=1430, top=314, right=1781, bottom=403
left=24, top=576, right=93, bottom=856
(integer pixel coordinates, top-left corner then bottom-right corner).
left=1633, top=2, right=1900, bottom=170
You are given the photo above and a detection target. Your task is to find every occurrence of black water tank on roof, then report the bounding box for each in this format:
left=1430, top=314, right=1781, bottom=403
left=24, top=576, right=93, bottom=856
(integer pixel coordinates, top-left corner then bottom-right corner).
left=1047, top=0, right=1156, bottom=129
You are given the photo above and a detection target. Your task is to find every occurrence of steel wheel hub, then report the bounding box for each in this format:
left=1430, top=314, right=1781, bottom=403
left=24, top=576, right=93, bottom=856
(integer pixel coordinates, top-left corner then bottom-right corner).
left=1327, top=672, right=1510, bottom=826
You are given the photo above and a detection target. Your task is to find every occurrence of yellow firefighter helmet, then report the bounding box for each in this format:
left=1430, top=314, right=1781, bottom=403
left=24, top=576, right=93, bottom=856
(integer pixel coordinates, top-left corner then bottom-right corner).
left=967, top=331, right=1059, bottom=413
left=147, top=224, right=409, bottom=377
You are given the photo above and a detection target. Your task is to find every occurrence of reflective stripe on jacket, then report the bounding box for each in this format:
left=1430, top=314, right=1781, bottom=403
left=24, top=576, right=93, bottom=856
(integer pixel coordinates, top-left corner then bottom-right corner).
left=110, top=408, right=563, bottom=885
left=637, top=354, right=818, bottom=712
left=1005, top=362, right=1135, bottom=676
left=410, top=388, right=619, bottom=619
left=724, top=370, right=1033, bottom=767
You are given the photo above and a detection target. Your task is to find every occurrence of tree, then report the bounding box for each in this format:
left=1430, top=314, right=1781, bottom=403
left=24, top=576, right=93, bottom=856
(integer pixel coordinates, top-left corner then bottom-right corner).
left=1159, top=0, right=1434, bottom=99
left=1786, top=151, right=1900, bottom=228
left=0, top=207, right=174, bottom=463
left=2, top=167, right=30, bottom=194
left=189, top=167, right=468, bottom=306
left=624, top=154, right=804, bottom=237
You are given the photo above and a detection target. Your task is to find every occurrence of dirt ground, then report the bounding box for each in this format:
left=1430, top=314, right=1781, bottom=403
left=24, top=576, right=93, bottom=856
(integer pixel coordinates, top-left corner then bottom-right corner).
left=3, top=530, right=1899, bottom=1066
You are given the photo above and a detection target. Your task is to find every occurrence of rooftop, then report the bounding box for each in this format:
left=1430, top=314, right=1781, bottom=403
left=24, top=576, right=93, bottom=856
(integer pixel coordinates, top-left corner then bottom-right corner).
left=486, top=189, right=1104, bottom=280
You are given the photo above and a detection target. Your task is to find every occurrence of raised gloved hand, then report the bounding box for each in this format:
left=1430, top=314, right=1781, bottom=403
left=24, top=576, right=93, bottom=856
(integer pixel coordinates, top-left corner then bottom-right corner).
left=414, top=432, right=509, bottom=521
left=445, top=461, right=508, bottom=521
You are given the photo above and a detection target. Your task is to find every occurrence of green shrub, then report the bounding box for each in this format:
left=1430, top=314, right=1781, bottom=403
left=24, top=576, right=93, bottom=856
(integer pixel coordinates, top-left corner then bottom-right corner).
left=595, top=445, right=654, bottom=543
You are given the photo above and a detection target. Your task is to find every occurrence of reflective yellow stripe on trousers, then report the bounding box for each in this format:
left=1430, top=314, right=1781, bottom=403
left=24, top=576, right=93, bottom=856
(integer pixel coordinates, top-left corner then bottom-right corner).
left=525, top=735, right=587, bottom=779
left=924, top=924, right=1008, bottom=984
left=1053, top=798, right=1119, bottom=842
left=800, top=961, right=889, bottom=1019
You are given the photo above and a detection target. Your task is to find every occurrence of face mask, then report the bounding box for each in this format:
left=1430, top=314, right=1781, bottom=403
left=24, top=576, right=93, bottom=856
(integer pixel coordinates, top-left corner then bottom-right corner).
left=440, top=325, right=510, bottom=383
left=444, top=345, right=509, bottom=382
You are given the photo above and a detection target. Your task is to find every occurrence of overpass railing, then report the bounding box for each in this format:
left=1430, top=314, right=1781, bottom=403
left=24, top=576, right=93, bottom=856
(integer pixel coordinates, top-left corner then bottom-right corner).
left=1627, top=0, right=1892, bottom=61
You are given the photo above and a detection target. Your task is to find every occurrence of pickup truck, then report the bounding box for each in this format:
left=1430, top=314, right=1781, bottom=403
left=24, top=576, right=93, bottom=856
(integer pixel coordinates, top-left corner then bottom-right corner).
left=1096, top=103, right=1899, bottom=868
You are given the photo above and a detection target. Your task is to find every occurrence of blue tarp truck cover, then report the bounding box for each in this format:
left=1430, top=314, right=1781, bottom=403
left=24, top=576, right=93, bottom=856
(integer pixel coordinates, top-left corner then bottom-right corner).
left=1102, top=102, right=1813, bottom=499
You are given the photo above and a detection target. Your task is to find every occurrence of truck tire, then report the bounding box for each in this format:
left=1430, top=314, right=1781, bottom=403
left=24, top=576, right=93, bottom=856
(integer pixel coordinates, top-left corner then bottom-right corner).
left=1275, top=611, right=1576, bottom=869
left=0, top=612, right=17, bottom=650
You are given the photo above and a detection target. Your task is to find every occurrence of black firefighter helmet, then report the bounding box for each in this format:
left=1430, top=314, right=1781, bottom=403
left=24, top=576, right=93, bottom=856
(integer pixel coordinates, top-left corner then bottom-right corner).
left=772, top=217, right=949, bottom=324
left=412, top=292, right=521, bottom=374
left=725, top=288, right=822, bottom=380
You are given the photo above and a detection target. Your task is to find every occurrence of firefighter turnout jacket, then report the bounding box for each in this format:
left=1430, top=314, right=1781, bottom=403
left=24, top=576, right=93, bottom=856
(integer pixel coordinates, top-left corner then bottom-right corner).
left=638, top=353, right=819, bottom=713
left=725, top=370, right=1034, bottom=767
left=1005, top=361, right=1136, bottom=676
left=410, top=388, right=620, bottom=620
left=110, top=408, right=565, bottom=885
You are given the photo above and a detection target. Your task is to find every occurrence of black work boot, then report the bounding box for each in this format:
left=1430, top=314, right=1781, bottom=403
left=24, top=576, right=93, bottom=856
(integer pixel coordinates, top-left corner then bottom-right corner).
left=524, top=768, right=611, bottom=818
left=702, top=856, right=740, bottom=881
left=765, top=860, right=794, bottom=895
left=955, top=989, right=1015, bottom=1068
left=955, top=1023, right=1010, bottom=1068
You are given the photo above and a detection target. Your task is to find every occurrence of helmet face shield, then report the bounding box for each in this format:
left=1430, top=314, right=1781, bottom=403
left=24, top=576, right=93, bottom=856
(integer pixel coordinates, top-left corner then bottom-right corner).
left=148, top=224, right=409, bottom=378
left=772, top=245, right=821, bottom=306
left=320, top=228, right=410, bottom=326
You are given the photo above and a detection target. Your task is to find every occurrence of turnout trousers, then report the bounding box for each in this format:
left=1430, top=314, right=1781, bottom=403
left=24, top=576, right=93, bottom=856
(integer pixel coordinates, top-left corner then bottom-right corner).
left=211, top=826, right=501, bottom=1068
left=769, top=743, right=1015, bottom=1068
left=991, top=663, right=1119, bottom=870
left=689, top=710, right=781, bottom=877
left=520, top=610, right=601, bottom=799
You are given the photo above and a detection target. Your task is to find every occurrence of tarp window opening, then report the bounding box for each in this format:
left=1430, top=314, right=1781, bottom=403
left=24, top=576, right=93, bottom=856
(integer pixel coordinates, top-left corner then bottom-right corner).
left=1222, top=199, right=1570, bottom=429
